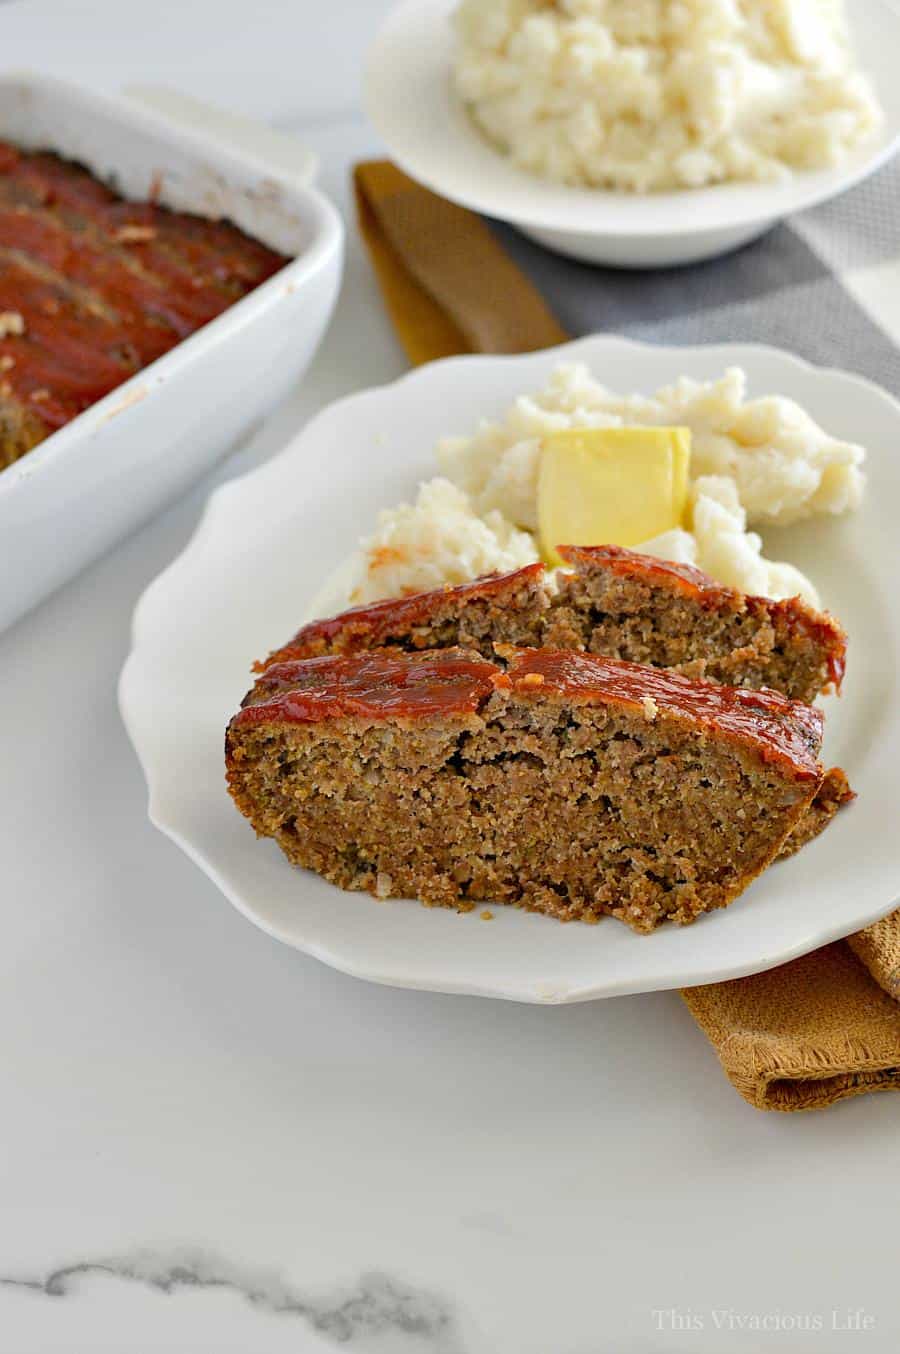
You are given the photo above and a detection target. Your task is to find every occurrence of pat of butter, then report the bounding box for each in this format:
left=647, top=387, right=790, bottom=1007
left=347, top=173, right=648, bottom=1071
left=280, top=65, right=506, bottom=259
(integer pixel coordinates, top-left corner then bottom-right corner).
left=537, top=426, right=691, bottom=566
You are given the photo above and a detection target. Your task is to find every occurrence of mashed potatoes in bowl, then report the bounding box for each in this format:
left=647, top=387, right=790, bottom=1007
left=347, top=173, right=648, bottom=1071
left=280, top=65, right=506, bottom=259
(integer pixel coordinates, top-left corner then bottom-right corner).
left=454, top=0, right=883, bottom=192
left=349, top=364, right=865, bottom=611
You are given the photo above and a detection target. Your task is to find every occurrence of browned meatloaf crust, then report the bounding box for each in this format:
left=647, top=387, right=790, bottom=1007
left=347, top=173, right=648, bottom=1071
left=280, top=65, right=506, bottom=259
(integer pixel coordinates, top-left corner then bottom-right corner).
left=0, top=141, right=288, bottom=468
left=227, top=646, right=825, bottom=932
left=259, top=544, right=846, bottom=704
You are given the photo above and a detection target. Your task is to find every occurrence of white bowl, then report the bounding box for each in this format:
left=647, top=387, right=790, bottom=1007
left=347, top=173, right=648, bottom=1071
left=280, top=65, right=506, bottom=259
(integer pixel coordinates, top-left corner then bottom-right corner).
left=0, top=74, right=344, bottom=634
left=119, top=337, right=900, bottom=1005
left=365, top=0, right=900, bottom=268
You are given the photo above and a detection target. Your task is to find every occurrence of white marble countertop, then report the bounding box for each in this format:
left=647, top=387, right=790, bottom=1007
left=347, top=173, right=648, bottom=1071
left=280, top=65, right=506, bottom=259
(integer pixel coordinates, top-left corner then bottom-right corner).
left=1, top=3, right=897, bottom=1351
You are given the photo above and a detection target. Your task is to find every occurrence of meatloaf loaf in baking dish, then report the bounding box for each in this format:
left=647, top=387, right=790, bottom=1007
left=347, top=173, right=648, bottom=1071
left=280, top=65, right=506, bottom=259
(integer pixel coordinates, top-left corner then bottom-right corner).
left=227, top=646, right=826, bottom=932
left=258, top=544, right=846, bottom=704
left=0, top=141, right=288, bottom=468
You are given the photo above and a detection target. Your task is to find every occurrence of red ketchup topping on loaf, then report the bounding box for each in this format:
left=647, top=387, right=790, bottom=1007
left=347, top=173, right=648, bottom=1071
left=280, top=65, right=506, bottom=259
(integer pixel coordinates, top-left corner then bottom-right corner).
left=236, top=646, right=823, bottom=781
left=236, top=651, right=500, bottom=724
left=0, top=142, right=288, bottom=432
left=502, top=648, right=823, bottom=780
left=557, top=543, right=734, bottom=600
left=258, top=564, right=545, bottom=669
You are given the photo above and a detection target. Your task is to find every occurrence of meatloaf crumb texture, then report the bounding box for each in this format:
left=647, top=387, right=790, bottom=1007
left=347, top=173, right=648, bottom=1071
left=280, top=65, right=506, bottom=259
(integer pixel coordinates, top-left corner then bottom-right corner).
left=776, top=766, right=856, bottom=860
left=227, top=647, right=824, bottom=932
left=0, top=141, right=289, bottom=468
left=260, top=545, right=846, bottom=704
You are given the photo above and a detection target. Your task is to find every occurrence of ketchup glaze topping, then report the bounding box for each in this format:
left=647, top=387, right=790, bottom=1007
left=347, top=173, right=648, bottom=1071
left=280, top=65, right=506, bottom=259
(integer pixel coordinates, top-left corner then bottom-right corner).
left=234, top=645, right=823, bottom=780
left=0, top=142, right=288, bottom=435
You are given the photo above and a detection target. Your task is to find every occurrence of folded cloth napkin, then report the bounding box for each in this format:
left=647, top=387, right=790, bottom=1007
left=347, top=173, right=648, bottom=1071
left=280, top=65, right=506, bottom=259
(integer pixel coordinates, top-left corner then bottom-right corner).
left=354, top=160, right=900, bottom=1112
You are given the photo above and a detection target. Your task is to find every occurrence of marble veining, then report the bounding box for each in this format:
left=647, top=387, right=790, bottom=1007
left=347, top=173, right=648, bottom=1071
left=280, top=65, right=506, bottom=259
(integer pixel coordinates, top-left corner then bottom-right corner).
left=0, top=1248, right=466, bottom=1350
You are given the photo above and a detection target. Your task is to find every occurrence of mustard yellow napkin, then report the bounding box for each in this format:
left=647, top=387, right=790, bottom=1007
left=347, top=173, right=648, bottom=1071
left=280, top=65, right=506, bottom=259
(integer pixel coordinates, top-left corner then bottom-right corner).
left=354, top=161, right=568, bottom=361
left=354, top=160, right=900, bottom=1112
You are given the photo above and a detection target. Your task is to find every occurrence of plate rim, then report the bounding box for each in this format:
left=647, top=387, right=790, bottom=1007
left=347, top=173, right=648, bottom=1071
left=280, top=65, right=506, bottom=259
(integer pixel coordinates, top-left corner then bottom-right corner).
left=119, top=335, right=900, bottom=1003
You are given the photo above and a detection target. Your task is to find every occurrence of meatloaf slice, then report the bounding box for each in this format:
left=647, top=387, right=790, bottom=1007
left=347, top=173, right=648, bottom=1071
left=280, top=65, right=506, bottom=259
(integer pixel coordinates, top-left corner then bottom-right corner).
left=258, top=545, right=845, bottom=704
left=227, top=647, right=825, bottom=932
left=256, top=564, right=549, bottom=669
left=549, top=545, right=846, bottom=703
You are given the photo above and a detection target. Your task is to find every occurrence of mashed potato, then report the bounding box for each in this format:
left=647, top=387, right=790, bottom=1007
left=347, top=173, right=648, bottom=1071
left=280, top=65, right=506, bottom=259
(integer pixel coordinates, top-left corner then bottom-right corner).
left=643, top=476, right=822, bottom=607
left=355, top=472, right=820, bottom=608
left=437, top=364, right=865, bottom=528
left=350, top=478, right=538, bottom=605
left=454, top=0, right=882, bottom=191
left=350, top=366, right=862, bottom=607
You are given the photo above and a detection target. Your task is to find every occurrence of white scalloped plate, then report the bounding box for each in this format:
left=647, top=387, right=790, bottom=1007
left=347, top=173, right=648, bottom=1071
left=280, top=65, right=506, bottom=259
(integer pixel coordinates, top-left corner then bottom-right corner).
left=119, top=338, right=900, bottom=1003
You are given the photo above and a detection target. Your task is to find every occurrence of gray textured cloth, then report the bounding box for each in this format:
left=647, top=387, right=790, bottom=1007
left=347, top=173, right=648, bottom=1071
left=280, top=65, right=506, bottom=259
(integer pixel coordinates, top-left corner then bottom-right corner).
left=489, top=156, right=900, bottom=395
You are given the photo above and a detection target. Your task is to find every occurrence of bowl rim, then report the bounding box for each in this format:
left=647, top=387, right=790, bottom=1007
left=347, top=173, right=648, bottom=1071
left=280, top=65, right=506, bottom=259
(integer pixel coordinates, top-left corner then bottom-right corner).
left=365, top=0, right=900, bottom=239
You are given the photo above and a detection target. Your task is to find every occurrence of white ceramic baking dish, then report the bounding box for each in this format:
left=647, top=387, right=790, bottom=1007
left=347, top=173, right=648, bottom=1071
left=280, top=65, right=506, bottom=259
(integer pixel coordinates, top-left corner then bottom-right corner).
left=0, top=73, right=344, bottom=633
